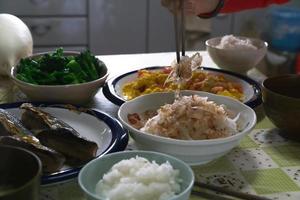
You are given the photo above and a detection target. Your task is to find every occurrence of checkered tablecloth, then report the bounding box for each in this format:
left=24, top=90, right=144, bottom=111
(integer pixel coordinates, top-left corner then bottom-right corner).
left=39, top=128, right=300, bottom=200
left=3, top=76, right=300, bottom=200
left=191, top=128, right=300, bottom=200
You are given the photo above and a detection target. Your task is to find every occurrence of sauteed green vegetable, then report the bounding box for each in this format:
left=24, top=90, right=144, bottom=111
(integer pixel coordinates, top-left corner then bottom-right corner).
left=16, top=48, right=106, bottom=85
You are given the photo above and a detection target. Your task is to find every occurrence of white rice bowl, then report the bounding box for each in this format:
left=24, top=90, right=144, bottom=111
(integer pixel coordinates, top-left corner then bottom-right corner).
left=78, top=151, right=194, bottom=200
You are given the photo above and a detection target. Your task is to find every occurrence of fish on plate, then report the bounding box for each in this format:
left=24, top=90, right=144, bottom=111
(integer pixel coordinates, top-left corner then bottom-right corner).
left=0, top=108, right=65, bottom=173
left=20, top=103, right=98, bottom=165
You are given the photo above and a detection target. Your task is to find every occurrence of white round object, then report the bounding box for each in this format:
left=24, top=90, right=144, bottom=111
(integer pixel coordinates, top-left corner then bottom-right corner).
left=0, top=14, right=33, bottom=76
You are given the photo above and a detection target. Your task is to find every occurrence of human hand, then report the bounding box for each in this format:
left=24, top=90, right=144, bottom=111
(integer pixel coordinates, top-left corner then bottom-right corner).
left=161, top=0, right=220, bottom=16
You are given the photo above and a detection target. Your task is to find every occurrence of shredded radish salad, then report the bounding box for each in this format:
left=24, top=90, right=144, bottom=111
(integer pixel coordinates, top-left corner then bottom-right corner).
left=137, top=95, right=238, bottom=140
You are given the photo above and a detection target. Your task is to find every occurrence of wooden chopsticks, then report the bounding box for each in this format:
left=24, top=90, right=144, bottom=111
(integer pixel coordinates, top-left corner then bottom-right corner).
left=173, top=0, right=185, bottom=64
left=193, top=182, right=272, bottom=200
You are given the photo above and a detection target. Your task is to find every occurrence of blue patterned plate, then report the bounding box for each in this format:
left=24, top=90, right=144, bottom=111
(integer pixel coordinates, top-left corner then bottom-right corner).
left=103, top=66, right=262, bottom=108
left=0, top=102, right=128, bottom=185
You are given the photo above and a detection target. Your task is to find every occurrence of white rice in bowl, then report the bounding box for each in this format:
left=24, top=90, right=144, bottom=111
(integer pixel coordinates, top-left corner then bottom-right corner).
left=216, top=35, right=257, bottom=50
left=95, top=156, right=181, bottom=200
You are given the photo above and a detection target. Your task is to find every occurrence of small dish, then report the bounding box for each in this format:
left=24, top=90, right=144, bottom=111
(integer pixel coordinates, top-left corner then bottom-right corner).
left=103, top=66, right=262, bottom=108
left=10, top=51, right=109, bottom=105
left=79, top=150, right=194, bottom=200
left=0, top=102, right=128, bottom=185
left=118, top=91, right=257, bottom=166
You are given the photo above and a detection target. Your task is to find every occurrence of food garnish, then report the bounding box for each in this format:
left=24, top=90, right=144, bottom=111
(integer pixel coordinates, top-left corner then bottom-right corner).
left=128, top=95, right=238, bottom=140
left=16, top=48, right=106, bottom=85
left=165, top=53, right=202, bottom=84
left=165, top=53, right=203, bottom=99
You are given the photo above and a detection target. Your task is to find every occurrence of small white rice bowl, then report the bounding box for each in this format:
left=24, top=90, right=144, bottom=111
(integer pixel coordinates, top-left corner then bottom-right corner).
left=205, top=36, right=268, bottom=74
left=78, top=151, right=194, bottom=200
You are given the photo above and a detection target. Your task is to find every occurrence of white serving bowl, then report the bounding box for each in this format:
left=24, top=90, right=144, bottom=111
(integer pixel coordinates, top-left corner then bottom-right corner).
left=10, top=51, right=109, bottom=105
left=79, top=150, right=194, bottom=200
left=118, top=91, right=257, bottom=166
left=206, top=36, right=268, bottom=74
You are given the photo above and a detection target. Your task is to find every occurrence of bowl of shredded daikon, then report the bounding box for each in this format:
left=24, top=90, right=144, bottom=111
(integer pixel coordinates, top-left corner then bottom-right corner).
left=118, top=91, right=257, bottom=166
left=78, top=150, right=194, bottom=200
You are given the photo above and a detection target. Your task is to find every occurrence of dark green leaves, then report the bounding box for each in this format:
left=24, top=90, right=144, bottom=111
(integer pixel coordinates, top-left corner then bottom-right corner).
left=16, top=48, right=106, bottom=85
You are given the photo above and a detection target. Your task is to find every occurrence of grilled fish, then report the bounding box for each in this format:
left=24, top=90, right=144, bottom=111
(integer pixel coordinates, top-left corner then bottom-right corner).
left=0, top=108, right=32, bottom=137
left=20, top=103, right=98, bottom=165
left=0, top=108, right=65, bottom=173
left=0, top=135, right=65, bottom=173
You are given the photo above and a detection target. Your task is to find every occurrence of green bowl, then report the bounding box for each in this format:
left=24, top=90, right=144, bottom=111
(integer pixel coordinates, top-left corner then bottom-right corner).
left=78, top=150, right=194, bottom=200
left=262, top=74, right=300, bottom=140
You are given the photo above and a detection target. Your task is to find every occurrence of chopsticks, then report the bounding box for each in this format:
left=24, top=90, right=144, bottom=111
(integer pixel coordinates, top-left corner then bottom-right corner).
left=173, top=0, right=185, bottom=64
left=193, top=182, right=272, bottom=200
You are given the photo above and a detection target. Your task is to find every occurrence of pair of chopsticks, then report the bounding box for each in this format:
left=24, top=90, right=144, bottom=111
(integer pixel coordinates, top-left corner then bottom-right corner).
left=173, top=0, right=185, bottom=64
left=193, top=182, right=272, bottom=200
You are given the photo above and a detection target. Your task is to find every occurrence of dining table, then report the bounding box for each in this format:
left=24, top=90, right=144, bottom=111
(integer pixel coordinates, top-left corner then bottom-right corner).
left=1, top=51, right=300, bottom=200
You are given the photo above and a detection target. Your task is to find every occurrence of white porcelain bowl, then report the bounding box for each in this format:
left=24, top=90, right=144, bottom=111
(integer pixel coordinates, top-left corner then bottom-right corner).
left=79, top=150, right=194, bottom=200
left=10, top=52, right=109, bottom=105
left=206, top=36, right=268, bottom=74
left=118, top=91, right=257, bottom=166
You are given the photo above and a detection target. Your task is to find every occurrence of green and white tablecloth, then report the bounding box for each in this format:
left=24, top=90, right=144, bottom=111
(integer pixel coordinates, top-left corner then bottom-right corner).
left=192, top=128, right=300, bottom=200
left=2, top=77, right=300, bottom=200
left=39, top=128, right=300, bottom=200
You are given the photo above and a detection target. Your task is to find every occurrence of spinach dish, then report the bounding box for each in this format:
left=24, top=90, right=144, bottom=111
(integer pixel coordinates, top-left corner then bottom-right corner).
left=16, top=48, right=106, bottom=85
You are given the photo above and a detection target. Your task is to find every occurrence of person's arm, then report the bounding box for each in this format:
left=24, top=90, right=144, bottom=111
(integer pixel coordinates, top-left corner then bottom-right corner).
left=220, top=0, right=290, bottom=13
left=162, top=0, right=290, bottom=17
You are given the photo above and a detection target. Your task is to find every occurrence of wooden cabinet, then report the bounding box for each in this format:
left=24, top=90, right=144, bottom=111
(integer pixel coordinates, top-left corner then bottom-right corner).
left=22, top=17, right=87, bottom=46
left=0, top=0, right=177, bottom=54
left=0, top=0, right=88, bottom=53
left=0, top=0, right=205, bottom=54
left=0, top=0, right=87, bottom=16
left=0, top=0, right=176, bottom=54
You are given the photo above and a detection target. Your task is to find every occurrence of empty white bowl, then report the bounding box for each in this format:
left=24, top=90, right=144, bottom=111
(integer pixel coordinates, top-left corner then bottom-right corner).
left=10, top=52, right=109, bottom=105
left=78, top=150, right=194, bottom=200
left=206, top=36, right=268, bottom=74
left=118, top=91, right=257, bottom=166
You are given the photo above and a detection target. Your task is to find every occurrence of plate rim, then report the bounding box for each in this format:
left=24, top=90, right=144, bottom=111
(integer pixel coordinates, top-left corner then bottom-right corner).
left=0, top=101, right=129, bottom=185
left=103, top=66, right=262, bottom=108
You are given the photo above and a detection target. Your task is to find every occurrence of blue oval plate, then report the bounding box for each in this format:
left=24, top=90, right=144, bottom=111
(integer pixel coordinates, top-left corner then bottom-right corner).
left=103, top=66, right=262, bottom=108
left=0, top=102, right=128, bottom=185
